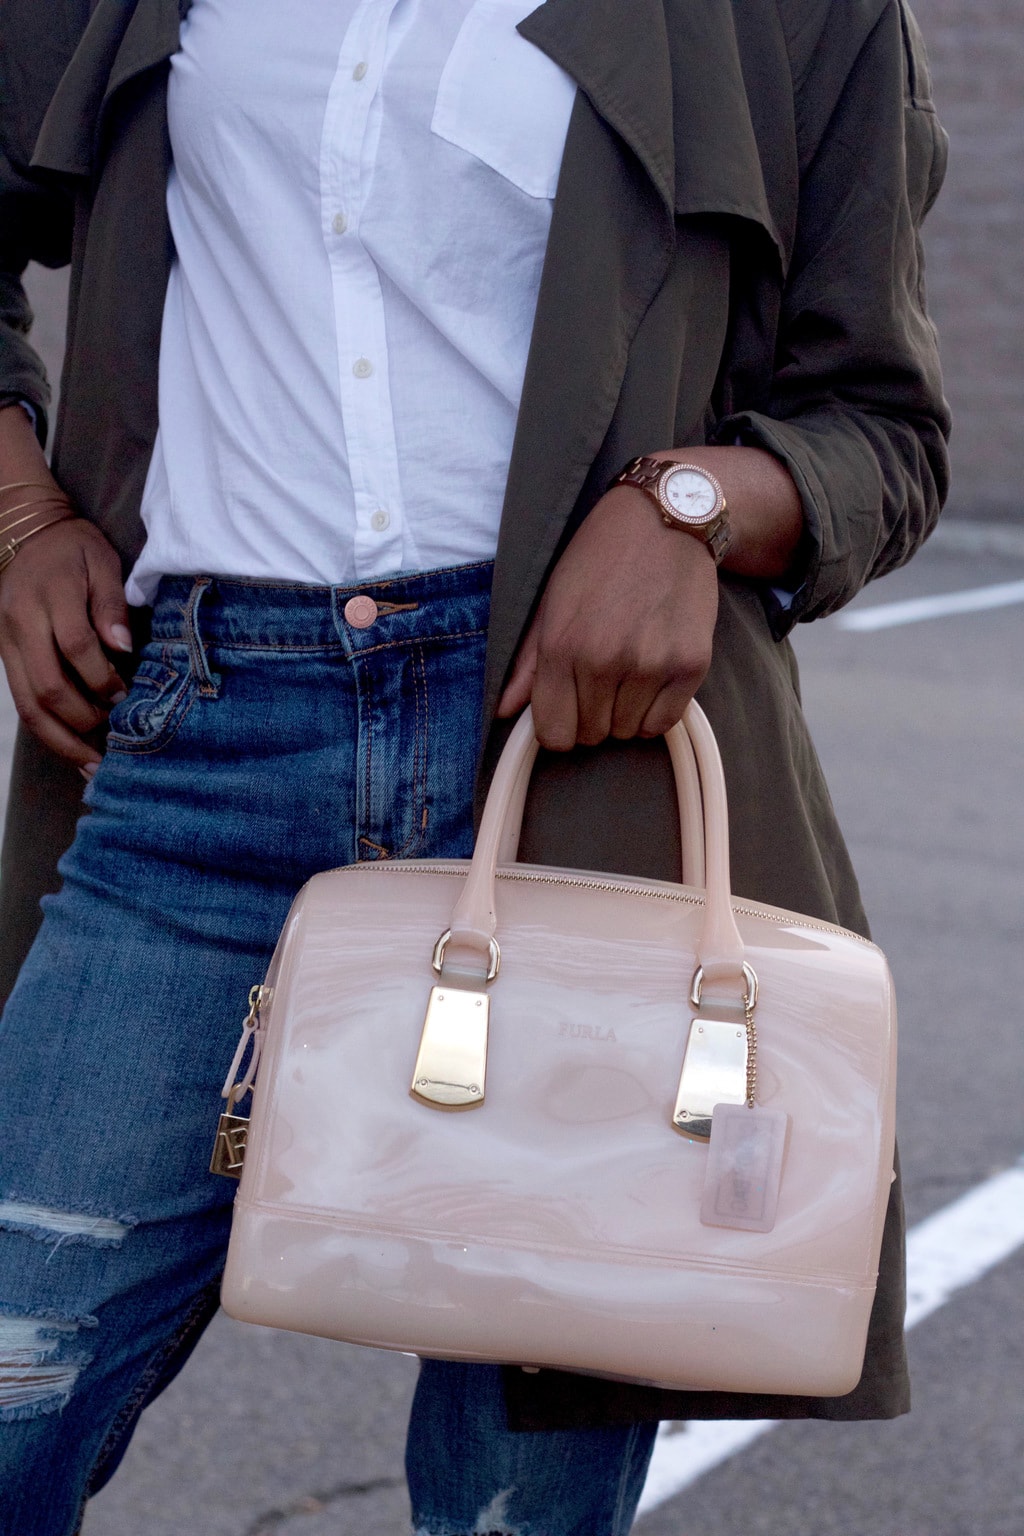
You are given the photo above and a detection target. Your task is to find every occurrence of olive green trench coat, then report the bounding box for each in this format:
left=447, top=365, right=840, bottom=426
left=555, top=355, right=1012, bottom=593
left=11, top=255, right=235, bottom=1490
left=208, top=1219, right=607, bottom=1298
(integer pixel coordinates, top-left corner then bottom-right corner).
left=0, top=0, right=949, bottom=1429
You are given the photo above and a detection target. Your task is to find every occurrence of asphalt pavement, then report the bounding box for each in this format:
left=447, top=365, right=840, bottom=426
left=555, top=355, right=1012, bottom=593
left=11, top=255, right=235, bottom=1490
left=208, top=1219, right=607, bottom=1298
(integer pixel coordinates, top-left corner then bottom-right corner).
left=3, top=267, right=1023, bottom=1536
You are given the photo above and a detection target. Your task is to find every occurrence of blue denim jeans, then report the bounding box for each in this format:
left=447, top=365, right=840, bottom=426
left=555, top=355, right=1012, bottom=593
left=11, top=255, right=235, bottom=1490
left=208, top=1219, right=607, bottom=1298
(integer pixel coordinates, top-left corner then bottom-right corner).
left=0, top=567, right=657, bottom=1536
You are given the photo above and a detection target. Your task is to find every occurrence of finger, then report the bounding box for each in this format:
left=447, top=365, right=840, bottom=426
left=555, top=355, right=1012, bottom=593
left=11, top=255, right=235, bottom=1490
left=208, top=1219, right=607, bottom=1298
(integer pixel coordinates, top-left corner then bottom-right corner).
left=608, top=672, right=662, bottom=741
left=529, top=647, right=579, bottom=752
left=87, top=553, right=133, bottom=656
left=572, top=663, right=617, bottom=747
left=496, top=623, right=539, bottom=719
left=52, top=607, right=127, bottom=704
left=3, top=647, right=103, bottom=767
left=12, top=617, right=111, bottom=735
left=638, top=681, right=700, bottom=740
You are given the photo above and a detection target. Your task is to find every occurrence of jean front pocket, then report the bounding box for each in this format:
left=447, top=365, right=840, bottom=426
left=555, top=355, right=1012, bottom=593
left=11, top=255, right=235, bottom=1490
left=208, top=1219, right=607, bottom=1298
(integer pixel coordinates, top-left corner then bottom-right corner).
left=106, top=657, right=196, bottom=756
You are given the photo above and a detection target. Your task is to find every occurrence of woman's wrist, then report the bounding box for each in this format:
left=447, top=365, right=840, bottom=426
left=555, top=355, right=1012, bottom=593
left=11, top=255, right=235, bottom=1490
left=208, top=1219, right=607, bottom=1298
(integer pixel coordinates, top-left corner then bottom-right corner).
left=631, top=445, right=804, bottom=583
left=0, top=406, right=77, bottom=575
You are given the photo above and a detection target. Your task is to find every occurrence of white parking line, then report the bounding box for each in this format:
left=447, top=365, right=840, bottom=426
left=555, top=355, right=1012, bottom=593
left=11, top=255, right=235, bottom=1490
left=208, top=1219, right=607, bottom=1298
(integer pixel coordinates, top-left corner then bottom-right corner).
left=637, top=1160, right=1024, bottom=1518
left=835, top=580, right=1024, bottom=631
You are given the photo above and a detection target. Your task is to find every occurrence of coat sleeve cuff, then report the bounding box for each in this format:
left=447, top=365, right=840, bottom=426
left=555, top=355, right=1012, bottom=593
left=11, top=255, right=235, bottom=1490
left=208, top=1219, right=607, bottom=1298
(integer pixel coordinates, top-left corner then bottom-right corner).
left=713, top=411, right=834, bottom=640
left=0, top=390, right=47, bottom=446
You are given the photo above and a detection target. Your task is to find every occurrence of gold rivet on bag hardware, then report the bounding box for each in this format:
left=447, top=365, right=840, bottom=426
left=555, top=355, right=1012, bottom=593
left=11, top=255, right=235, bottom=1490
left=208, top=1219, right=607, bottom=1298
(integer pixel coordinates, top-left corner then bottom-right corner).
left=673, top=962, right=759, bottom=1140
left=409, top=932, right=499, bottom=1110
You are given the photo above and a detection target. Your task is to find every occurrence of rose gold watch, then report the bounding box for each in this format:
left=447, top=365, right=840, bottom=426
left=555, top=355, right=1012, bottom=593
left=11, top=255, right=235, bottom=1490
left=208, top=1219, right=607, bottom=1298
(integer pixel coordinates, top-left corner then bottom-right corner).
left=613, top=456, right=731, bottom=565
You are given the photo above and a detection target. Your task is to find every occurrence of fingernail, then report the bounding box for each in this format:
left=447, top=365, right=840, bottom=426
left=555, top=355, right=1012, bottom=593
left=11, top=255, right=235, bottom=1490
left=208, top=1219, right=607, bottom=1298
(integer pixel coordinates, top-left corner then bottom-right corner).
left=79, top=763, right=98, bottom=782
left=111, top=689, right=128, bottom=704
left=110, top=624, right=133, bottom=653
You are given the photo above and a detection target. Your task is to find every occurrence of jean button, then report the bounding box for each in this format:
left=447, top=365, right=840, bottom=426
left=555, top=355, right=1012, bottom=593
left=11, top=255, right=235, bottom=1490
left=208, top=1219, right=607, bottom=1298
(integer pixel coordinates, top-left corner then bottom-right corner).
left=344, top=595, right=378, bottom=629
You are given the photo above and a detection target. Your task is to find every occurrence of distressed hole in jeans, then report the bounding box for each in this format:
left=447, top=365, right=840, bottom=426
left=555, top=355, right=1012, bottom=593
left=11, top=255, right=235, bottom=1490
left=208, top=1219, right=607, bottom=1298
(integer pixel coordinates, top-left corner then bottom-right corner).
left=474, top=1490, right=518, bottom=1535
left=415, top=1488, right=523, bottom=1536
left=0, top=1313, right=96, bottom=1417
left=0, top=1202, right=130, bottom=1249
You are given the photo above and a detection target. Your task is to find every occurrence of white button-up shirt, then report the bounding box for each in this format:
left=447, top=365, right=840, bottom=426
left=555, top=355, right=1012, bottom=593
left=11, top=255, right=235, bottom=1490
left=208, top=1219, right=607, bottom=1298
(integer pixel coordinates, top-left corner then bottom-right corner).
left=126, top=0, right=577, bottom=605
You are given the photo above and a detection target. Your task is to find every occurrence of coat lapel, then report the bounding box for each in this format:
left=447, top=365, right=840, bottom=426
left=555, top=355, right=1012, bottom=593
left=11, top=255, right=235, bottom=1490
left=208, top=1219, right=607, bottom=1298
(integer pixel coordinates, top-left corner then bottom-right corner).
left=32, top=0, right=183, bottom=176
left=481, top=82, right=675, bottom=724
left=519, top=0, right=785, bottom=254
left=484, top=0, right=788, bottom=719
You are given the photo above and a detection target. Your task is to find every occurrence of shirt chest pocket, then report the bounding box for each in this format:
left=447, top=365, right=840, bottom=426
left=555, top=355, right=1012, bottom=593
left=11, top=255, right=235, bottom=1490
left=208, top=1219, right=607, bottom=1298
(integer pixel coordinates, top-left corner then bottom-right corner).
left=431, top=0, right=578, bottom=199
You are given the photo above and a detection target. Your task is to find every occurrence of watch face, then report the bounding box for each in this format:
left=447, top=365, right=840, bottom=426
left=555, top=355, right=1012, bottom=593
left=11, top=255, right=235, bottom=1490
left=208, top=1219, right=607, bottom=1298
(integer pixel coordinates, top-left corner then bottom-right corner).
left=662, top=467, right=720, bottom=523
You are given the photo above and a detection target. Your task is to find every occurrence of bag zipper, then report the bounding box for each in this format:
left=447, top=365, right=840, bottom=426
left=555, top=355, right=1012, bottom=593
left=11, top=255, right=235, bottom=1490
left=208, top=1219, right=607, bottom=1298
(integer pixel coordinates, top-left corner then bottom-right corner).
left=335, top=861, right=876, bottom=947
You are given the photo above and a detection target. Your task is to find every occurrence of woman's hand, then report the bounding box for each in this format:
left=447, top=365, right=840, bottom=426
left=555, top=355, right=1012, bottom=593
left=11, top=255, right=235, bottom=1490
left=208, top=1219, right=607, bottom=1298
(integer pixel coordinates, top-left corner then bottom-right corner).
left=498, top=485, right=719, bottom=750
left=497, top=445, right=804, bottom=751
left=0, top=405, right=132, bottom=770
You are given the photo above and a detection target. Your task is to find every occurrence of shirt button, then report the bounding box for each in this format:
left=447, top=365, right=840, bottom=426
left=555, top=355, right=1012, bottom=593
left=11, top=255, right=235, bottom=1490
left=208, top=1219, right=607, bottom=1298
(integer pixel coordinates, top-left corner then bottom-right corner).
left=371, top=509, right=390, bottom=532
left=332, top=211, right=348, bottom=235
left=352, top=61, right=368, bottom=81
left=344, top=595, right=378, bottom=629
left=353, top=357, right=373, bottom=379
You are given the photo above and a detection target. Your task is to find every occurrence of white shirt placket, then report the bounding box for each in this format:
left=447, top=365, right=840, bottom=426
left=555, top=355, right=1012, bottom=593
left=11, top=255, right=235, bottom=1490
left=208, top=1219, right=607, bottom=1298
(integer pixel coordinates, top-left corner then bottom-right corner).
left=321, top=0, right=411, bottom=579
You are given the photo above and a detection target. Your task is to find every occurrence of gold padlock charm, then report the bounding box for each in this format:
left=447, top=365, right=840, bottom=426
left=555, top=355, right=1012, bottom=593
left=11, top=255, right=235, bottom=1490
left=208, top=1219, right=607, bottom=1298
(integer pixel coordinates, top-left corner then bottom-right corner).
left=210, top=1112, right=249, bottom=1178
left=210, top=982, right=268, bottom=1177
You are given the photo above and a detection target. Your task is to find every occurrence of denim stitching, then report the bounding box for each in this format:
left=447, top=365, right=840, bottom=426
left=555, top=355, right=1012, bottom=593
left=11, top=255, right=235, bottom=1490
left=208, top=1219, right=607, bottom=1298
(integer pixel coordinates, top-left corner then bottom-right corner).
left=357, top=837, right=390, bottom=858
left=412, top=643, right=429, bottom=853
left=361, top=668, right=376, bottom=858
left=85, top=1283, right=219, bottom=1498
left=105, top=684, right=197, bottom=758
left=345, top=626, right=487, bottom=660
left=390, top=643, right=429, bottom=860
left=182, top=578, right=219, bottom=697
left=610, top=1421, right=656, bottom=1535
left=388, top=649, right=422, bottom=859
left=161, top=640, right=348, bottom=654
left=177, top=629, right=485, bottom=655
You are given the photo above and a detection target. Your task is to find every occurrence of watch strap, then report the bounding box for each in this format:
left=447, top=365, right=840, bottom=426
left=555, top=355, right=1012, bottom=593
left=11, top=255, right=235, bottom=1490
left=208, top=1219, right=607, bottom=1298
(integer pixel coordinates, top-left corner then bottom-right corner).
left=613, top=456, right=731, bottom=565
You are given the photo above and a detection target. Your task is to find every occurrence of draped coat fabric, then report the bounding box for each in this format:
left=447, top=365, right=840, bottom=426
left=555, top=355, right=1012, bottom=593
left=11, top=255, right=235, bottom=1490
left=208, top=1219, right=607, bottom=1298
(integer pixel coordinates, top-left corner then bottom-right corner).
left=0, top=0, right=949, bottom=1429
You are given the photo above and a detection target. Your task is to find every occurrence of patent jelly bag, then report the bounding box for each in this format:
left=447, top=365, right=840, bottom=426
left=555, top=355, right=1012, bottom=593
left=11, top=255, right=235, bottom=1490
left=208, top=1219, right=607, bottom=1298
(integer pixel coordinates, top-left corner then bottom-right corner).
left=213, top=702, right=896, bottom=1396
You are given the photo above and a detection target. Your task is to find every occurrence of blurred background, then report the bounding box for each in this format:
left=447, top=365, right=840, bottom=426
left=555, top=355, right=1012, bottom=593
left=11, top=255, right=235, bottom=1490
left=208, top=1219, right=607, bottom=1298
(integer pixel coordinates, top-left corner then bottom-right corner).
left=2, top=3, right=1022, bottom=1533
left=910, top=0, right=1023, bottom=525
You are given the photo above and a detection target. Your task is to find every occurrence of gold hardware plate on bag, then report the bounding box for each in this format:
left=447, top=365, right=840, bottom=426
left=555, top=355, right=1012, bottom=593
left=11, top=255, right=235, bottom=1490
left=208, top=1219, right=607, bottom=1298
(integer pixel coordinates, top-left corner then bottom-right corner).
left=210, top=1113, right=249, bottom=1178
left=675, top=962, right=759, bottom=1139
left=673, top=1017, right=749, bottom=1139
left=411, top=986, right=489, bottom=1109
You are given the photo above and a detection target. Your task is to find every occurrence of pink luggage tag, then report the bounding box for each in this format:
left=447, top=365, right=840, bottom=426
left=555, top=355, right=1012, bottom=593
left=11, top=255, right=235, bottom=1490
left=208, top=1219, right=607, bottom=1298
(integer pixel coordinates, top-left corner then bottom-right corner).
left=700, top=1103, right=789, bottom=1233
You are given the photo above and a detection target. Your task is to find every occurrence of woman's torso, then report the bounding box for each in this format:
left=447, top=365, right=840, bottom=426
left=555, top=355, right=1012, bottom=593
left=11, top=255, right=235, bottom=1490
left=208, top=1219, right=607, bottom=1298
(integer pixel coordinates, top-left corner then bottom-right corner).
left=127, top=0, right=577, bottom=605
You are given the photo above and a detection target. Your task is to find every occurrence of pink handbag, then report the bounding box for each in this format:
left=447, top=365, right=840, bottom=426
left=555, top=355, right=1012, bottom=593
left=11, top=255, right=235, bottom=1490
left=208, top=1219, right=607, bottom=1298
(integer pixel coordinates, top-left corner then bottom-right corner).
left=213, top=702, right=896, bottom=1396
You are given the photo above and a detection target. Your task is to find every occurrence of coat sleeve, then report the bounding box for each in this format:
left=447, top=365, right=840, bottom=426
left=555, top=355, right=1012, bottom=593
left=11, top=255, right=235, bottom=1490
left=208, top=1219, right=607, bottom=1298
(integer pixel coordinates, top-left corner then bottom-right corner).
left=715, top=0, right=951, bottom=636
left=0, top=2, right=85, bottom=445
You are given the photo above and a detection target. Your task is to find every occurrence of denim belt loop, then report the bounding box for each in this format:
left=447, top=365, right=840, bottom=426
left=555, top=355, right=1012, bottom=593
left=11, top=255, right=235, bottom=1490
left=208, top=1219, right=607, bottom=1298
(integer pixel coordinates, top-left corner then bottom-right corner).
left=182, top=577, right=220, bottom=698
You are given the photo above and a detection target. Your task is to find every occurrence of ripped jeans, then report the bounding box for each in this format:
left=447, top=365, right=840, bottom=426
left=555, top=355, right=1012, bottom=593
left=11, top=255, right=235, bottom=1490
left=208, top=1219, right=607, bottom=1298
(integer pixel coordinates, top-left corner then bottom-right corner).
left=0, top=569, right=658, bottom=1536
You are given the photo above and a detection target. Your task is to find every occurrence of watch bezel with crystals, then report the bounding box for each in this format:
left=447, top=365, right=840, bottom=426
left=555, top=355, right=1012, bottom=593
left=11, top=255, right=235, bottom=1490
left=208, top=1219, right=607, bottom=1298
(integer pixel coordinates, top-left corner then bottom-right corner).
left=655, top=463, right=725, bottom=527
left=614, top=456, right=731, bottom=564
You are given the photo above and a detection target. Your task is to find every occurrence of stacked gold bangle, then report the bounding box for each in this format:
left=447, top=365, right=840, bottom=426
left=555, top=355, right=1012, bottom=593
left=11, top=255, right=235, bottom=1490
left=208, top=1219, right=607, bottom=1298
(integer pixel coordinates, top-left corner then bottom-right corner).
left=0, top=480, right=76, bottom=575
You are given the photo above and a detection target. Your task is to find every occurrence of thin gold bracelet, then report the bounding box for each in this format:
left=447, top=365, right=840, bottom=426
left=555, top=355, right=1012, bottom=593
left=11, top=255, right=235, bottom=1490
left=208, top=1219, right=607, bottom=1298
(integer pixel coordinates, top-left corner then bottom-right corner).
left=0, top=509, right=72, bottom=541
left=0, top=499, right=74, bottom=537
left=0, top=481, right=60, bottom=498
left=0, top=511, right=76, bottom=575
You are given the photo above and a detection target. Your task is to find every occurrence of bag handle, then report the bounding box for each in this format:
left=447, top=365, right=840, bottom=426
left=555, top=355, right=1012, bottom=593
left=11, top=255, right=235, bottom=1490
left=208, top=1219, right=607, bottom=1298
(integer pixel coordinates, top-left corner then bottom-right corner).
left=496, top=724, right=706, bottom=886
left=442, top=703, right=746, bottom=999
